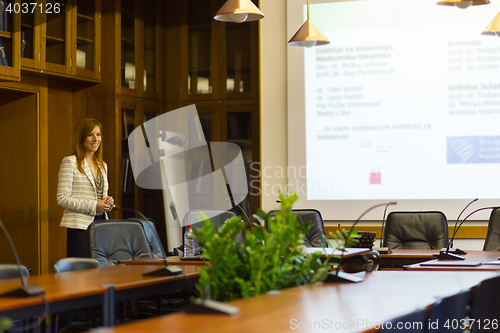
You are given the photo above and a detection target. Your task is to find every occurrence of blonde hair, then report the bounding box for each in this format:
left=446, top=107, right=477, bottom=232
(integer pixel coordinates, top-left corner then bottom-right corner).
left=73, top=118, right=104, bottom=174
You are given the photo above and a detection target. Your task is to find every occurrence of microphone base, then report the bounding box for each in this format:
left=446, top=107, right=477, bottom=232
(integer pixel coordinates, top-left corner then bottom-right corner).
left=1, top=285, right=45, bottom=298
left=184, top=298, right=239, bottom=315
left=324, top=271, right=365, bottom=283
left=436, top=251, right=465, bottom=261
left=440, top=248, right=467, bottom=255
left=373, top=247, right=392, bottom=254
left=142, top=265, right=183, bottom=277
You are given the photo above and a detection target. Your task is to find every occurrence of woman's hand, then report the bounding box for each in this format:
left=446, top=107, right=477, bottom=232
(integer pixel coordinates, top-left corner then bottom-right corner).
left=104, top=196, right=116, bottom=211
left=96, top=200, right=111, bottom=213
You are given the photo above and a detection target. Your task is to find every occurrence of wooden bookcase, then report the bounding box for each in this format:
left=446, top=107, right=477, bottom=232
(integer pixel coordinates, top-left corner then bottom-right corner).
left=168, top=0, right=261, bottom=217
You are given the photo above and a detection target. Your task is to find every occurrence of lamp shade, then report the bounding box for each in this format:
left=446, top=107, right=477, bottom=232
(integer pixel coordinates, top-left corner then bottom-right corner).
left=288, top=20, right=330, bottom=47
left=482, top=11, right=500, bottom=36
left=214, top=0, right=264, bottom=23
left=436, top=0, right=490, bottom=8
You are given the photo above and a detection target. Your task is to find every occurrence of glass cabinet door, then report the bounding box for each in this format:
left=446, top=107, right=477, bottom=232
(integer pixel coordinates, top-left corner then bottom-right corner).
left=222, top=19, right=258, bottom=100
left=20, top=0, right=41, bottom=69
left=120, top=0, right=136, bottom=93
left=0, top=0, right=20, bottom=81
left=73, top=0, right=100, bottom=79
left=43, top=0, right=71, bottom=74
left=181, top=0, right=218, bottom=101
left=119, top=101, right=136, bottom=219
left=142, top=0, right=158, bottom=98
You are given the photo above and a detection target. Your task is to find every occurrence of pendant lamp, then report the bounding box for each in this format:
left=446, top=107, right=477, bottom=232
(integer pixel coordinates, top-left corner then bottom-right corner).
left=288, top=0, right=329, bottom=47
left=436, top=0, right=489, bottom=9
left=214, top=0, right=264, bottom=23
left=482, top=11, right=500, bottom=36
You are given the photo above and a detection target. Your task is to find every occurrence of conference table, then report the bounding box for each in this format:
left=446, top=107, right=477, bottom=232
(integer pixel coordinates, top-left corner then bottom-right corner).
left=92, top=270, right=499, bottom=333
left=406, top=250, right=500, bottom=271
left=0, top=264, right=199, bottom=325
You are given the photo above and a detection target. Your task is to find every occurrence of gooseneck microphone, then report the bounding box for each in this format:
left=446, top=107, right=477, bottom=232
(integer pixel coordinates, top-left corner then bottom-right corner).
left=437, top=206, right=497, bottom=261
left=450, top=198, right=478, bottom=249
left=373, top=201, right=395, bottom=255
left=114, top=207, right=182, bottom=276
left=0, top=219, right=45, bottom=297
left=222, top=198, right=253, bottom=230
left=325, top=201, right=397, bottom=283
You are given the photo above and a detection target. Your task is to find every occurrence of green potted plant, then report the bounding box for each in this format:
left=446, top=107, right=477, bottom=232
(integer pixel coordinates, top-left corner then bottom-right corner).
left=0, top=318, right=12, bottom=333
left=191, top=193, right=359, bottom=303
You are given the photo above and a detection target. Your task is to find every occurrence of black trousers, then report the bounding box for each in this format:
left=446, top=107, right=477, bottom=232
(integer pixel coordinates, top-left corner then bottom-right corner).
left=66, top=214, right=105, bottom=258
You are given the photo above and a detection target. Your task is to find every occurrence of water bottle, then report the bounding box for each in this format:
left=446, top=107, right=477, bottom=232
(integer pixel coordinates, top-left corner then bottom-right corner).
left=184, top=224, right=195, bottom=257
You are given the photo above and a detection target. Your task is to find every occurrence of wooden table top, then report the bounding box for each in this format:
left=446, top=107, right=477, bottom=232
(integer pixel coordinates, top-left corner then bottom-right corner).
left=93, top=270, right=497, bottom=333
left=0, top=264, right=199, bottom=313
left=406, top=250, right=500, bottom=271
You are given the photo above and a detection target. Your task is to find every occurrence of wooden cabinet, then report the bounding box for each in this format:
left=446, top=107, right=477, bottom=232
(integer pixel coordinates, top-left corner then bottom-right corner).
left=117, top=0, right=160, bottom=99
left=166, top=0, right=261, bottom=215
left=7, top=0, right=101, bottom=80
left=182, top=102, right=260, bottom=216
left=179, top=0, right=258, bottom=102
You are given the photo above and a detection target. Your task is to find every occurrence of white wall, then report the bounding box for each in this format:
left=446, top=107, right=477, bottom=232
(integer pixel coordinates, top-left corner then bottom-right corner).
left=260, top=0, right=288, bottom=211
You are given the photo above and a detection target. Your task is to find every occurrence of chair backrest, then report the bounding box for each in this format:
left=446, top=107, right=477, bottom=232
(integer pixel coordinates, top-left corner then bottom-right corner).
left=53, top=258, right=99, bottom=273
left=182, top=209, right=239, bottom=255
left=0, top=264, right=29, bottom=280
left=85, top=220, right=153, bottom=267
left=268, top=209, right=329, bottom=248
left=482, top=207, right=500, bottom=251
left=428, top=290, right=470, bottom=333
left=378, top=308, right=427, bottom=333
left=469, top=275, right=500, bottom=333
left=128, top=218, right=165, bottom=258
left=383, top=211, right=449, bottom=250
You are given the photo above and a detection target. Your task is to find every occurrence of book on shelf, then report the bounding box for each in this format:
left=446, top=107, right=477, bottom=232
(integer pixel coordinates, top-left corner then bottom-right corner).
left=21, top=31, right=27, bottom=58
left=0, top=37, right=7, bottom=67
left=122, top=110, right=134, bottom=138
left=0, top=0, right=9, bottom=32
left=76, top=49, right=86, bottom=69
left=121, top=159, right=136, bottom=192
left=227, top=113, right=251, bottom=140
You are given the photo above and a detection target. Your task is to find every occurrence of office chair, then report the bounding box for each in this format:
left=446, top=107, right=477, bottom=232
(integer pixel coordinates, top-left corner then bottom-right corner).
left=0, top=264, right=29, bottom=280
left=53, top=258, right=99, bottom=273
left=427, top=290, right=470, bottom=333
left=378, top=308, right=427, bottom=333
left=382, top=211, right=449, bottom=250
left=52, top=258, right=100, bottom=333
left=469, top=275, right=500, bottom=333
left=182, top=209, right=239, bottom=255
left=128, top=218, right=165, bottom=258
left=482, top=207, right=500, bottom=251
left=85, top=220, right=152, bottom=267
left=268, top=209, right=329, bottom=248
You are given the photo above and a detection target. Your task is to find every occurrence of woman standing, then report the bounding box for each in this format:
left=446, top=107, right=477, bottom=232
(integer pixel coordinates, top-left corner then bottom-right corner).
left=57, top=118, right=115, bottom=257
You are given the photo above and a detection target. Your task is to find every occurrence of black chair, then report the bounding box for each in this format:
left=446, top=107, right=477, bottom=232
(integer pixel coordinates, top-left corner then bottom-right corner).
left=268, top=209, right=329, bottom=248
left=85, top=220, right=152, bottom=267
left=482, top=207, right=500, bottom=251
left=427, top=290, right=470, bottom=333
left=378, top=308, right=427, bottom=333
left=128, top=218, right=165, bottom=258
left=52, top=258, right=100, bottom=333
left=182, top=209, right=239, bottom=255
left=0, top=264, right=29, bottom=280
left=383, top=211, right=449, bottom=250
left=469, top=275, right=500, bottom=333
left=53, top=258, right=99, bottom=273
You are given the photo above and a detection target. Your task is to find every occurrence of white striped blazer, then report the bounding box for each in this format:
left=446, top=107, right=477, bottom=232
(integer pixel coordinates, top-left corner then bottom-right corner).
left=57, top=155, right=109, bottom=230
